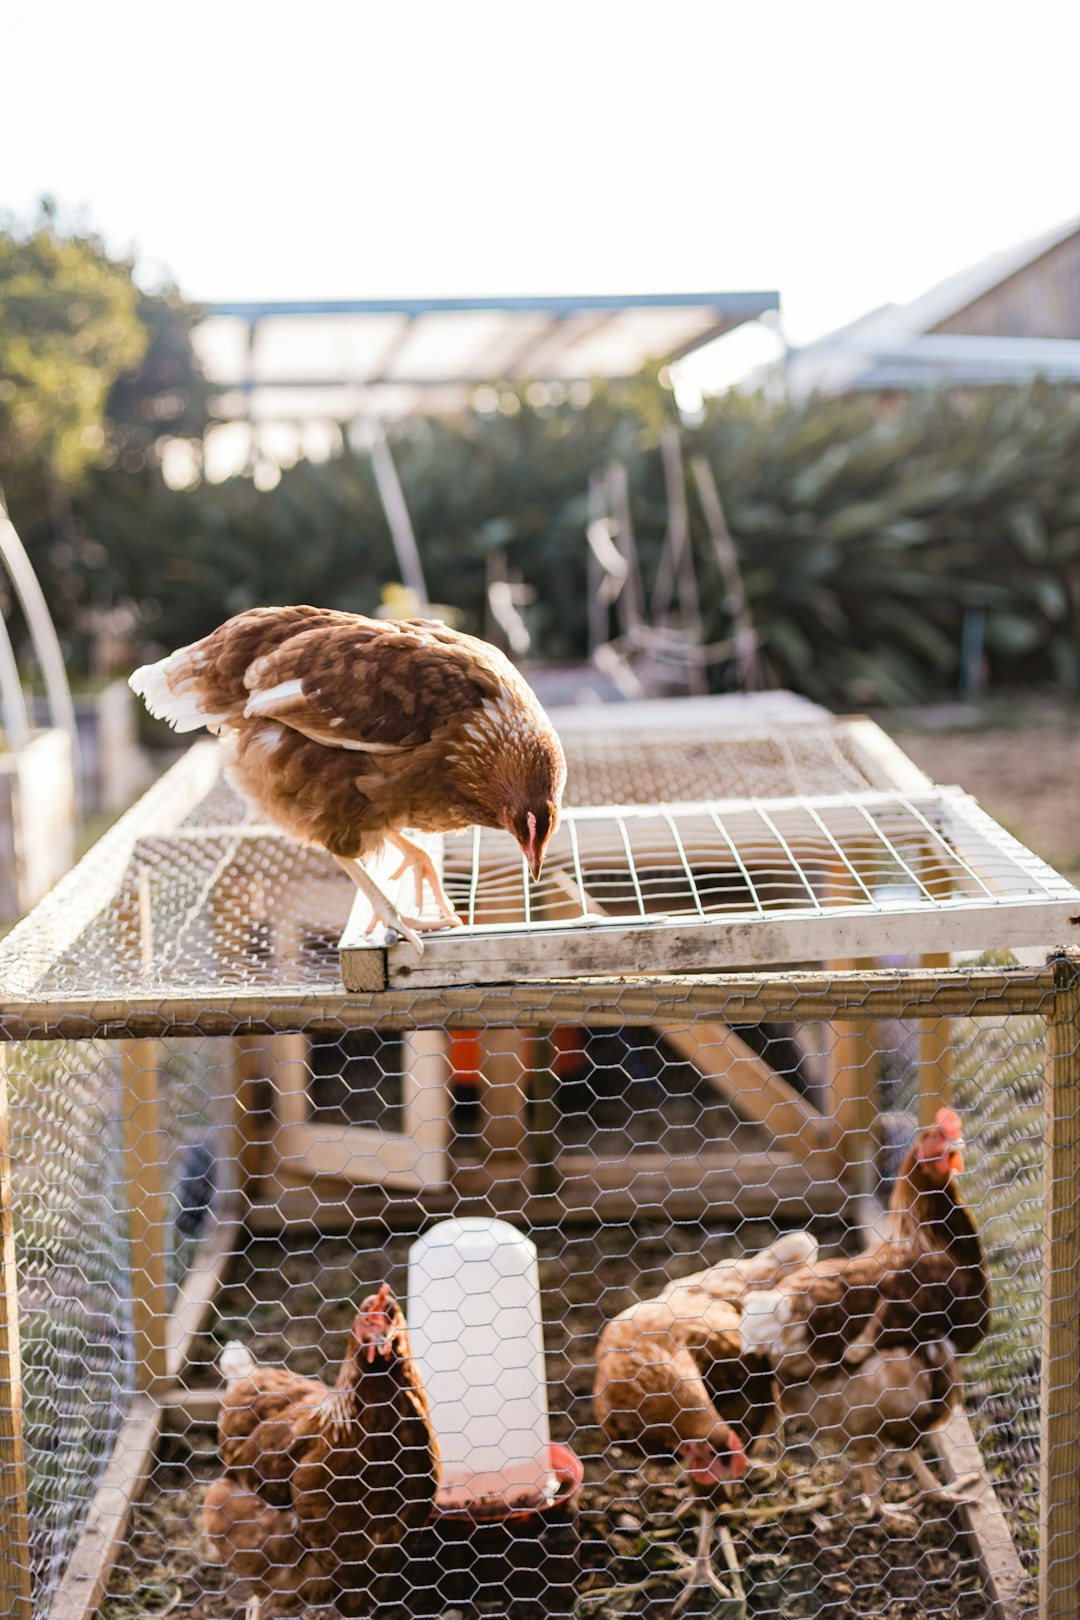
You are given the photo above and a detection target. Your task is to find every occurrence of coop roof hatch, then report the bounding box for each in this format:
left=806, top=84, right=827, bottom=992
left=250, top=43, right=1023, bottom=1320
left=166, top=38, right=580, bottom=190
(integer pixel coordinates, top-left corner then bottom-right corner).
left=0, top=736, right=1076, bottom=1010
left=341, top=787, right=1080, bottom=990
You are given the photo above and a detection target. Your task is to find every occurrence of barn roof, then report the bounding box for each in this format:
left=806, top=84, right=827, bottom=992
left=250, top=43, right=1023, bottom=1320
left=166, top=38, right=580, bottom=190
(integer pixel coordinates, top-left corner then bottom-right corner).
left=786, top=216, right=1080, bottom=397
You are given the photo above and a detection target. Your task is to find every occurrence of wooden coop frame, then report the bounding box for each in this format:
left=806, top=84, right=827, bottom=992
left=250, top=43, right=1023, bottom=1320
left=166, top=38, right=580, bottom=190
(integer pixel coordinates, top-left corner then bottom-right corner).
left=0, top=721, right=1077, bottom=1620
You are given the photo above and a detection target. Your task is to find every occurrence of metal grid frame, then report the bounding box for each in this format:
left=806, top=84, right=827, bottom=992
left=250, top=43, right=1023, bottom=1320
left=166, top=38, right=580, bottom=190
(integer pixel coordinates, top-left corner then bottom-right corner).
left=0, top=742, right=1078, bottom=1619
left=344, top=787, right=1080, bottom=990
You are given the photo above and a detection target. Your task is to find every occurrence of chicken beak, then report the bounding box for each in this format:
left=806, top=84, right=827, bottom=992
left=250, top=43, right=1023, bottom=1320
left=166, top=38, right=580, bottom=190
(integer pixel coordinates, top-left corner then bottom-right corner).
left=527, top=847, right=544, bottom=884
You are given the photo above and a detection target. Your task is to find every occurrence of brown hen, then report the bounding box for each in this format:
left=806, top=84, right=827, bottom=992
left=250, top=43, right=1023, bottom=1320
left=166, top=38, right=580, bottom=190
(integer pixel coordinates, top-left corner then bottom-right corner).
left=201, top=1284, right=439, bottom=1620
left=130, top=606, right=566, bottom=951
left=594, top=1110, right=990, bottom=1603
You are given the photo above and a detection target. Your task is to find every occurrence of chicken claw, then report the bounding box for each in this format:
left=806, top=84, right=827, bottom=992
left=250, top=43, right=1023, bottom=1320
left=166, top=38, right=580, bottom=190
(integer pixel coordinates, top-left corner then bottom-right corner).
left=670, top=1506, right=729, bottom=1614
left=386, top=831, right=463, bottom=925
left=335, top=854, right=459, bottom=957
left=905, top=1451, right=981, bottom=1508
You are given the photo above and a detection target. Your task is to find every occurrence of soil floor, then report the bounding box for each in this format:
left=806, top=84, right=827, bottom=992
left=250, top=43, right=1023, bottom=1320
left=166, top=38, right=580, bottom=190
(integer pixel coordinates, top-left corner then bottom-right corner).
left=100, top=1224, right=1019, bottom=1620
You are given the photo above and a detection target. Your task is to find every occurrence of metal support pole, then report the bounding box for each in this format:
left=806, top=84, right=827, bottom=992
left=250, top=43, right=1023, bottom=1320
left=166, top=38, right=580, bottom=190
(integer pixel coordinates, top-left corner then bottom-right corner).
left=1040, top=952, right=1080, bottom=1618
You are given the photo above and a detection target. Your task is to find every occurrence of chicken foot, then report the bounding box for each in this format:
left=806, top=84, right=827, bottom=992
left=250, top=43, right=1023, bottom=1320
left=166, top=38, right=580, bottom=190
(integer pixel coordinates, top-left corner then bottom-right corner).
left=333, top=856, right=455, bottom=956
left=670, top=1506, right=730, bottom=1615
left=905, top=1449, right=981, bottom=1507
left=386, top=832, right=463, bottom=926
left=245, top=1597, right=262, bottom=1620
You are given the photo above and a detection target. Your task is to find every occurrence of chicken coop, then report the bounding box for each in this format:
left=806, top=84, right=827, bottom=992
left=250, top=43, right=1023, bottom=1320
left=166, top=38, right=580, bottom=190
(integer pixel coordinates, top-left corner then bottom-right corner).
left=0, top=704, right=1078, bottom=1620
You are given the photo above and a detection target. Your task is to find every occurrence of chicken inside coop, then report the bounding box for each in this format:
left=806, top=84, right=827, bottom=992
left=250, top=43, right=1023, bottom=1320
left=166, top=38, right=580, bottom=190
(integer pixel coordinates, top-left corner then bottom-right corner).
left=201, top=1283, right=439, bottom=1620
left=594, top=1110, right=989, bottom=1605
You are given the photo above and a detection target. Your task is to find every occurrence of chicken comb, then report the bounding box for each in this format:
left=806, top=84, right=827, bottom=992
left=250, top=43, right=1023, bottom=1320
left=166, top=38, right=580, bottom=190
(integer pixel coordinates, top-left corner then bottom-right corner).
left=935, top=1107, right=963, bottom=1141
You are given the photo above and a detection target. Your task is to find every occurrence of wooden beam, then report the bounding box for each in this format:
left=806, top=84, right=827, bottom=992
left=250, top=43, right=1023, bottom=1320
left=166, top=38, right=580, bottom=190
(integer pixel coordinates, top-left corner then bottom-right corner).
left=50, top=1214, right=240, bottom=1620
left=45, top=1396, right=161, bottom=1620
left=120, top=1040, right=169, bottom=1393
left=165, top=1210, right=242, bottom=1382
left=1041, top=955, right=1080, bottom=1619
left=918, top=951, right=954, bottom=1126
left=383, top=900, right=1080, bottom=989
left=402, top=1028, right=451, bottom=1188
left=0, top=965, right=1059, bottom=1042
left=0, top=1050, right=30, bottom=1620
left=929, top=1408, right=1028, bottom=1620
left=246, top=1150, right=846, bottom=1233
left=160, top=1385, right=222, bottom=1429
left=232, top=1035, right=271, bottom=1197
left=476, top=1026, right=530, bottom=1177
left=658, top=1020, right=834, bottom=1168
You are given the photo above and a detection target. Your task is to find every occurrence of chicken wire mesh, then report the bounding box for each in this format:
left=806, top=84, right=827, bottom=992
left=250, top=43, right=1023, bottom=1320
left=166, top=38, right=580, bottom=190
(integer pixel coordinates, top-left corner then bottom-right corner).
left=0, top=745, right=1075, bottom=1620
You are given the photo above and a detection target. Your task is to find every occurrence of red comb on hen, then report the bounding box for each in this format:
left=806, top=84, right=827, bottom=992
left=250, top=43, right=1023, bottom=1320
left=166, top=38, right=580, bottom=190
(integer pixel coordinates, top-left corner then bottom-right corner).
left=936, top=1108, right=963, bottom=1141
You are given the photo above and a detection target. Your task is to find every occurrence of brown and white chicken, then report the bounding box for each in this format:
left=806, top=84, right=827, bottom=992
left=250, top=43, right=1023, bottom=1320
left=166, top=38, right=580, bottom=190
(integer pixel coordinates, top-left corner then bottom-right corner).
left=594, top=1110, right=990, bottom=1604
left=201, top=1284, right=439, bottom=1620
left=130, top=606, right=566, bottom=952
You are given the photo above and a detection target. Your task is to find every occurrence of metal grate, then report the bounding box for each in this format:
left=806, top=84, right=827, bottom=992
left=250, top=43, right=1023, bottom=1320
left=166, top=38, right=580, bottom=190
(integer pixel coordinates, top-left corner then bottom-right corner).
left=348, top=787, right=1080, bottom=989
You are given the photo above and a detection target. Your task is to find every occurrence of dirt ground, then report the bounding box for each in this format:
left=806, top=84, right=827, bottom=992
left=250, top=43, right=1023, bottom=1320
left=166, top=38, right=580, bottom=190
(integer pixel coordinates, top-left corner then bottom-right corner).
left=100, top=1226, right=1015, bottom=1620
left=890, top=702, right=1080, bottom=884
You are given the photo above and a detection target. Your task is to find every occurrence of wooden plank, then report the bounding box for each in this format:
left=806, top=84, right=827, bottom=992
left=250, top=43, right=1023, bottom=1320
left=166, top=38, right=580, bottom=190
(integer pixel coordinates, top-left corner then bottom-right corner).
left=120, top=1040, right=169, bottom=1393
left=383, top=898, right=1080, bottom=990
left=1041, top=955, right=1080, bottom=1619
left=659, top=1020, right=833, bottom=1167
left=337, top=832, right=446, bottom=990
left=51, top=1210, right=240, bottom=1620
left=232, top=1035, right=271, bottom=1197
left=824, top=850, right=879, bottom=1200
left=918, top=951, right=954, bottom=1126
left=477, top=1026, right=530, bottom=1173
left=275, top=1121, right=438, bottom=1190
left=0, top=964, right=1058, bottom=1041
left=0, top=1050, right=31, bottom=1620
left=268, top=1032, right=310, bottom=1128
left=160, top=1385, right=222, bottom=1429
left=402, top=1028, right=451, bottom=1187
left=45, top=1396, right=161, bottom=1620
left=165, top=1210, right=242, bottom=1382
left=929, top=1407, right=1029, bottom=1620
left=246, top=1150, right=846, bottom=1233
left=838, top=716, right=936, bottom=794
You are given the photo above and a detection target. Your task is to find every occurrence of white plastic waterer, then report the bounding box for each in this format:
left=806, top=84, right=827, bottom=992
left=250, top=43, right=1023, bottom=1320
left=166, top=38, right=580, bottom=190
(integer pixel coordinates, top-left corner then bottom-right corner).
left=408, top=1217, right=555, bottom=1510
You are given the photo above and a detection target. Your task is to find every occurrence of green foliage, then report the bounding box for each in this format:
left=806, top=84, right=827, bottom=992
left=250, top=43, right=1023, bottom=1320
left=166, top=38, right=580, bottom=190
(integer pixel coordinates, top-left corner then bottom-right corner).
left=0, top=204, right=211, bottom=663
left=0, top=203, right=147, bottom=493
left=56, top=378, right=1080, bottom=700
left=6, top=223, right=1080, bottom=708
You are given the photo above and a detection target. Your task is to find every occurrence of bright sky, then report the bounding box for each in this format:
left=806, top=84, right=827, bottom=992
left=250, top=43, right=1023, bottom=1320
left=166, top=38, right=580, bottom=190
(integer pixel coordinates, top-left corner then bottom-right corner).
left=4, top=0, right=1079, bottom=354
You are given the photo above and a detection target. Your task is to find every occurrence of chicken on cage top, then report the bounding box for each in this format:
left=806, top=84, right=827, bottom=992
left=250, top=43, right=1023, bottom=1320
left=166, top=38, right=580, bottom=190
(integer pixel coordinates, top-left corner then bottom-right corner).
left=130, top=605, right=567, bottom=953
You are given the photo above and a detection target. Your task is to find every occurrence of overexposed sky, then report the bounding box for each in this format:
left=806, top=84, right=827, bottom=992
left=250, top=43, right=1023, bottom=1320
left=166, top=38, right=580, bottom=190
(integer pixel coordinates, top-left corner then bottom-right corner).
left=4, top=0, right=1079, bottom=348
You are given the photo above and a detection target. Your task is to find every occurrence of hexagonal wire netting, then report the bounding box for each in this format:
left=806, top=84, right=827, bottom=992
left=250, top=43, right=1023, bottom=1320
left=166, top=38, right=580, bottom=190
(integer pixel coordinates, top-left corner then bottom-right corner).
left=0, top=741, right=1075, bottom=1620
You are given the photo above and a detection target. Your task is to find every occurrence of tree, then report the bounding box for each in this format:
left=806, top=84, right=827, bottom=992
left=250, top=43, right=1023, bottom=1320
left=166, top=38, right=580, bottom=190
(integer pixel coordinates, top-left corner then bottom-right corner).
left=0, top=203, right=211, bottom=669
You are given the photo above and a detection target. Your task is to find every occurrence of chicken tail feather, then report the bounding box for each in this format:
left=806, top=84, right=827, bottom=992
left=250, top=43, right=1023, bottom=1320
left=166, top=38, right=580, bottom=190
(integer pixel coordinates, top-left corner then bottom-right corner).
left=129, top=648, right=230, bottom=733
left=220, top=1339, right=257, bottom=1385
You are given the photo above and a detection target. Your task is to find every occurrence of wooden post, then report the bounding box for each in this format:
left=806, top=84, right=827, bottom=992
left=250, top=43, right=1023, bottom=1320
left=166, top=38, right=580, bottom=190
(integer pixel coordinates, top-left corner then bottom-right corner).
left=0, top=1050, right=31, bottom=1620
left=824, top=859, right=878, bottom=1202
left=232, top=1035, right=271, bottom=1200
left=402, top=1030, right=451, bottom=1188
left=918, top=951, right=954, bottom=1126
left=120, top=1040, right=169, bottom=1394
left=1040, top=954, right=1080, bottom=1619
left=528, top=1033, right=561, bottom=1198
left=479, top=1027, right=531, bottom=1186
